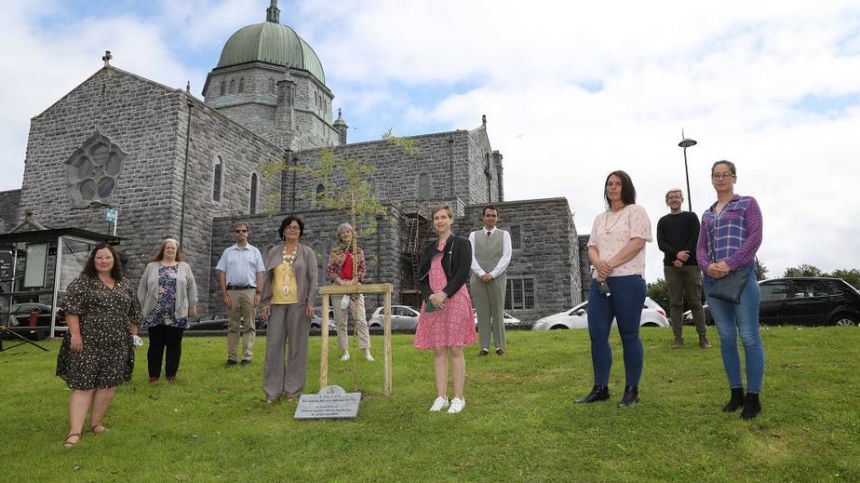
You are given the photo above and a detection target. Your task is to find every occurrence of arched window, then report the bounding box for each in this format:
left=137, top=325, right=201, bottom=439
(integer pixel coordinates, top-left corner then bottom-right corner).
left=229, top=79, right=235, bottom=93
left=220, top=81, right=226, bottom=96
left=315, top=183, right=325, bottom=206
left=212, top=155, right=223, bottom=202
left=269, top=78, right=275, bottom=93
left=238, top=77, right=245, bottom=93
left=418, top=173, right=431, bottom=199
left=249, top=173, right=258, bottom=214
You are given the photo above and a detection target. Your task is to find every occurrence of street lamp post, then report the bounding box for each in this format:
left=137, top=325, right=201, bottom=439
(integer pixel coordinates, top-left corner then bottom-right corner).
left=678, top=131, right=697, bottom=212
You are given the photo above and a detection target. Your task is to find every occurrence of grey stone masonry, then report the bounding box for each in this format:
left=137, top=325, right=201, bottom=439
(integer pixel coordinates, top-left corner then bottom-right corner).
left=0, top=190, right=21, bottom=232
left=16, top=66, right=283, bottom=306
left=203, top=63, right=340, bottom=151
left=287, top=128, right=495, bottom=213
left=208, top=206, right=403, bottom=314
left=455, top=198, right=582, bottom=323
left=579, top=234, right=592, bottom=301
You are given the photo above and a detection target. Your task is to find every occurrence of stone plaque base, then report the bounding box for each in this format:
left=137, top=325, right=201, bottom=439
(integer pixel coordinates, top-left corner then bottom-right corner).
left=294, top=385, right=361, bottom=419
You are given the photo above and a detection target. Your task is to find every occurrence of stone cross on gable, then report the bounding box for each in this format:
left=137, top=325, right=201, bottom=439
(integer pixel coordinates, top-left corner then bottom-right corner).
left=102, top=51, right=112, bottom=67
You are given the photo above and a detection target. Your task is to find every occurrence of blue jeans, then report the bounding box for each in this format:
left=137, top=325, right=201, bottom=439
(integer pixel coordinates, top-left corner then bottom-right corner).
left=704, top=265, right=765, bottom=393
left=587, top=275, right=646, bottom=387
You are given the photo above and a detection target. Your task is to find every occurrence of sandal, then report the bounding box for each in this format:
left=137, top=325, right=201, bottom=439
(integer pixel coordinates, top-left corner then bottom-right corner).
left=91, top=424, right=108, bottom=434
left=63, top=433, right=82, bottom=448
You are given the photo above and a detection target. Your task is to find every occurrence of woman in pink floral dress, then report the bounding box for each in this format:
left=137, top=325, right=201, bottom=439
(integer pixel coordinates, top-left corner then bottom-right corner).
left=413, top=206, right=477, bottom=413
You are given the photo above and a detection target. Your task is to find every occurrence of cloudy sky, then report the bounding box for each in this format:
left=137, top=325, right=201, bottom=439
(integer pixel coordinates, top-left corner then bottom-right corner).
left=2, top=0, right=859, bottom=283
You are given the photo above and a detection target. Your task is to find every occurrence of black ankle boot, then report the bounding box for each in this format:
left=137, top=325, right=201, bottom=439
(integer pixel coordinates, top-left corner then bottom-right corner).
left=740, top=393, right=761, bottom=420
left=722, top=388, right=745, bottom=412
left=575, top=385, right=609, bottom=404
left=618, top=385, right=639, bottom=407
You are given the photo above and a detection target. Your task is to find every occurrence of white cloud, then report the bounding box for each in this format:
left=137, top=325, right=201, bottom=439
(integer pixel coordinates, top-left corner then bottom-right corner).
left=2, top=0, right=859, bottom=284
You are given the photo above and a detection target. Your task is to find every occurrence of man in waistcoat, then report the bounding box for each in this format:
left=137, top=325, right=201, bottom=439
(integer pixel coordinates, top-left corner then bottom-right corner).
left=656, top=189, right=711, bottom=349
left=216, top=221, right=266, bottom=366
left=469, top=205, right=513, bottom=356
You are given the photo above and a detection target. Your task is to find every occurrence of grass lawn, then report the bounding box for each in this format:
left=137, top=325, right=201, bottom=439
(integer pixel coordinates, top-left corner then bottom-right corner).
left=1, top=326, right=858, bottom=482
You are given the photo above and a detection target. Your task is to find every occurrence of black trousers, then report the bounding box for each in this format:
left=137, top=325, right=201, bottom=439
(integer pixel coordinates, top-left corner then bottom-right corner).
left=147, top=325, right=185, bottom=378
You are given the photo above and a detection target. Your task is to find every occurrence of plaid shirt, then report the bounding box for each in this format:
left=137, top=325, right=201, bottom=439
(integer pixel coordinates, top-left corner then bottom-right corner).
left=696, top=195, right=762, bottom=273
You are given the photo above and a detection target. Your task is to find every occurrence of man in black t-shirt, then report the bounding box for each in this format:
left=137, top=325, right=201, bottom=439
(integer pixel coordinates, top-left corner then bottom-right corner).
left=656, top=189, right=710, bottom=349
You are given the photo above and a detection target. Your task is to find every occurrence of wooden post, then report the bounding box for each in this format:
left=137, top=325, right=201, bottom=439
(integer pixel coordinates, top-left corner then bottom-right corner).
left=320, top=292, right=330, bottom=388
left=384, top=289, right=392, bottom=396
left=318, top=283, right=393, bottom=396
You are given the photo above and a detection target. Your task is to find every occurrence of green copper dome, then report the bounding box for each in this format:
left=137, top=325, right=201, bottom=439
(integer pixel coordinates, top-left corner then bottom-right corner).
left=216, top=21, right=325, bottom=85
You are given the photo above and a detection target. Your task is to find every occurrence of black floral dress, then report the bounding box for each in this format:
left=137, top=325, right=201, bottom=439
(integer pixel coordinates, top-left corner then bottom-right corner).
left=56, top=276, right=142, bottom=390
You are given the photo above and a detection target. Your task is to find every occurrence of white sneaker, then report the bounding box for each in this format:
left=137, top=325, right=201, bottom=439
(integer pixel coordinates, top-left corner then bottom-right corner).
left=447, top=398, right=465, bottom=414
left=429, top=396, right=449, bottom=412
left=365, top=351, right=375, bottom=362
left=340, top=352, right=350, bottom=361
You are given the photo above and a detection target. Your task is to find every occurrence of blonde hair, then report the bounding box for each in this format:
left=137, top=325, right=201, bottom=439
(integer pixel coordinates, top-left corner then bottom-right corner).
left=431, top=205, right=454, bottom=219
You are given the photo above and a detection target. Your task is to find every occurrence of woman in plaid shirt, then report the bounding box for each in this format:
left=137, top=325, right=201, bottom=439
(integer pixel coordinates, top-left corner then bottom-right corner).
left=696, top=160, right=764, bottom=420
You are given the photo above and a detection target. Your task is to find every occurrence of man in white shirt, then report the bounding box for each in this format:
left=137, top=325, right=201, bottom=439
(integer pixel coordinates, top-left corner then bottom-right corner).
left=216, top=221, right=266, bottom=367
left=469, top=206, right=513, bottom=356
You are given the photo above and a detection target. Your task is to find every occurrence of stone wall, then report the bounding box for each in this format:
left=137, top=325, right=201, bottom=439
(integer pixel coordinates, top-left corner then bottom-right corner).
left=455, top=198, right=582, bottom=323
left=467, top=126, right=500, bottom=204
left=0, top=189, right=21, bottom=232
left=17, top=67, right=186, bottom=285
left=288, top=130, right=479, bottom=212
left=578, top=234, right=592, bottom=301
left=15, top=66, right=283, bottom=305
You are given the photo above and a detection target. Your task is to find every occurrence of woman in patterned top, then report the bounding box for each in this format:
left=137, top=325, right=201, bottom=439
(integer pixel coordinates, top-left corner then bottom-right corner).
left=138, top=238, right=198, bottom=383
left=413, top=206, right=476, bottom=414
left=577, top=170, right=652, bottom=407
left=57, top=244, right=141, bottom=447
left=697, top=160, right=764, bottom=420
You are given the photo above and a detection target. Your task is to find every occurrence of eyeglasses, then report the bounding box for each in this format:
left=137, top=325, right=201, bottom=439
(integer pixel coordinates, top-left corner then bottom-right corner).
left=284, top=225, right=301, bottom=231
left=235, top=229, right=247, bottom=233
left=712, top=173, right=735, bottom=180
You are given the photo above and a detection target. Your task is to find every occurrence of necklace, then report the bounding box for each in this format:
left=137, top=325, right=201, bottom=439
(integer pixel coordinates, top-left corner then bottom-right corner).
left=281, top=243, right=298, bottom=295
left=603, top=207, right=627, bottom=233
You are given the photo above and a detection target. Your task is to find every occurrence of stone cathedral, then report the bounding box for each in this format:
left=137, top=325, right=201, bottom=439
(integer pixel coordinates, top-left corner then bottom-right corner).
left=0, top=1, right=583, bottom=322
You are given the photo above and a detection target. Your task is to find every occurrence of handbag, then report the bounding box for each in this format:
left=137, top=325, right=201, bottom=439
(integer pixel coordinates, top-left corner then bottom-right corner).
left=708, top=267, right=750, bottom=304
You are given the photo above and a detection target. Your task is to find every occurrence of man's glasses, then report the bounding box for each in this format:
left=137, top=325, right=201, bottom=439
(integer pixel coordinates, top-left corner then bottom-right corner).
left=284, top=225, right=301, bottom=231
left=235, top=229, right=247, bottom=233
left=712, top=173, right=735, bottom=180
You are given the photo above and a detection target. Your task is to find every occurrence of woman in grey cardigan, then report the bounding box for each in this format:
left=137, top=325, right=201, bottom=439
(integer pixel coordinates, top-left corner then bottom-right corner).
left=260, top=215, right=318, bottom=402
left=138, top=238, right=198, bottom=383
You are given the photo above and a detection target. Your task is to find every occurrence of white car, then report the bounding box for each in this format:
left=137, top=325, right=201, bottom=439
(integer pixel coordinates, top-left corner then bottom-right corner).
left=473, top=310, right=522, bottom=326
left=531, top=297, right=669, bottom=330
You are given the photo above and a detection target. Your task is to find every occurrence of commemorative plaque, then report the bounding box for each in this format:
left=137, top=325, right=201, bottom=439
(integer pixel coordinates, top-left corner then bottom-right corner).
left=294, top=385, right=361, bottom=420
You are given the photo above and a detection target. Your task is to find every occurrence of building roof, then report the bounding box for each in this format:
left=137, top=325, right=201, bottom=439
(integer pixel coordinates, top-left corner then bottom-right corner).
left=216, top=20, right=325, bottom=85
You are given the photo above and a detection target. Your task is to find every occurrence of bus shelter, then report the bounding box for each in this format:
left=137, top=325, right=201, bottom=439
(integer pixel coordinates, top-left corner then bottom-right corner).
left=0, top=228, right=123, bottom=340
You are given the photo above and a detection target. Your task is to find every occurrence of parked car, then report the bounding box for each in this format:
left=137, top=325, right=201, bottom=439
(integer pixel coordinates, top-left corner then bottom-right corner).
left=368, top=305, right=421, bottom=331
left=310, top=308, right=338, bottom=331
left=684, top=277, right=860, bottom=327
left=472, top=310, right=522, bottom=326
left=531, top=297, right=669, bottom=330
left=7, top=303, right=65, bottom=327
left=187, top=312, right=265, bottom=331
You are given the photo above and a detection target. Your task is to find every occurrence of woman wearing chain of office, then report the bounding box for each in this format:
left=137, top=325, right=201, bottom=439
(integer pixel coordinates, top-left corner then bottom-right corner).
left=259, top=215, right=318, bottom=402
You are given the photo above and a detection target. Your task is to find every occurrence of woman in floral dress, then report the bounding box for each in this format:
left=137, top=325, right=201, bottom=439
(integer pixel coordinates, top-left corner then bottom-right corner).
left=57, top=244, right=141, bottom=447
left=414, top=206, right=476, bottom=413
left=138, top=238, right=198, bottom=383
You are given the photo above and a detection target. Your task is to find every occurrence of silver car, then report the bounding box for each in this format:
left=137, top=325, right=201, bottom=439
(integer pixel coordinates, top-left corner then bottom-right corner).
left=531, top=297, right=669, bottom=330
left=368, top=305, right=421, bottom=331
